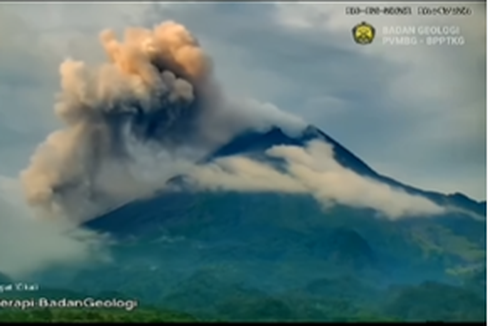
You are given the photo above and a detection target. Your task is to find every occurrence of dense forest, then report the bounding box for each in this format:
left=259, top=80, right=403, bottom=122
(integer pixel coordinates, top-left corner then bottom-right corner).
left=0, top=272, right=485, bottom=322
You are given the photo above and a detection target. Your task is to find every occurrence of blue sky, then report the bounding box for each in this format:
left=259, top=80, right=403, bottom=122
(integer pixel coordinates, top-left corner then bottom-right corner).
left=0, top=2, right=486, bottom=201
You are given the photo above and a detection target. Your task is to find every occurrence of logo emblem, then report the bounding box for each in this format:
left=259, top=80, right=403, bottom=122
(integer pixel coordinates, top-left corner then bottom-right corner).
left=352, top=22, right=376, bottom=45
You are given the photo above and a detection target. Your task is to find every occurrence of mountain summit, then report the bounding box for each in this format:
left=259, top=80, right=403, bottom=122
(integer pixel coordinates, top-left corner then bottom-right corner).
left=206, top=125, right=485, bottom=216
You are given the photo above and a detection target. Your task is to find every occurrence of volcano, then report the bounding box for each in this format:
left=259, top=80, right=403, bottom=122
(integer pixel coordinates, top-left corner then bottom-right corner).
left=32, top=124, right=485, bottom=321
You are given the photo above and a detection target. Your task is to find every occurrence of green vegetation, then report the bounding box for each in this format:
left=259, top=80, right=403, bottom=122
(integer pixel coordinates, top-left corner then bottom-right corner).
left=0, top=271, right=485, bottom=323
left=410, top=224, right=485, bottom=263
left=383, top=281, right=486, bottom=322
left=0, top=308, right=197, bottom=323
left=5, top=270, right=486, bottom=323
left=2, top=192, right=484, bottom=323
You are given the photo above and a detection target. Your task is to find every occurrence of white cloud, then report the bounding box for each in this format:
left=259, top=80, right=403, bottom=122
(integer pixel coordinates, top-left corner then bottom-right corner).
left=28, top=138, right=444, bottom=222
left=0, top=176, right=108, bottom=278
left=191, top=141, right=445, bottom=220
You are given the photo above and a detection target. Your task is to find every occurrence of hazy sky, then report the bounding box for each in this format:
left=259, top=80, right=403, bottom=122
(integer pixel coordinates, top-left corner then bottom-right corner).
left=0, top=2, right=486, bottom=201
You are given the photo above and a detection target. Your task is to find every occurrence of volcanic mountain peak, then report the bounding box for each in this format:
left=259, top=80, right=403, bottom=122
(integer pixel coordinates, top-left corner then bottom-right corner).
left=204, top=125, right=483, bottom=216
left=207, top=125, right=377, bottom=177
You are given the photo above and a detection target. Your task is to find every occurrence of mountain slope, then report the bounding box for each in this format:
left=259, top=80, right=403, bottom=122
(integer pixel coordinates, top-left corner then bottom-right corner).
left=85, top=125, right=484, bottom=276
left=32, top=124, right=485, bottom=322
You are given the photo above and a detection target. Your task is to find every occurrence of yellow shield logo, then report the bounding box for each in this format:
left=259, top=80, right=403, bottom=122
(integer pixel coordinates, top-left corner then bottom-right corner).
left=352, top=22, right=376, bottom=45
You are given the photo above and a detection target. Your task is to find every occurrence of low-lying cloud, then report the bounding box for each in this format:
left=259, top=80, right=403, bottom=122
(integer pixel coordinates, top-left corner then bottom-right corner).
left=190, top=140, right=445, bottom=219
left=0, top=177, right=108, bottom=278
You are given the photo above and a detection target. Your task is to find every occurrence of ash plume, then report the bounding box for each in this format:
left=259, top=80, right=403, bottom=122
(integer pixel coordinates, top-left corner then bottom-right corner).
left=20, top=22, right=236, bottom=220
